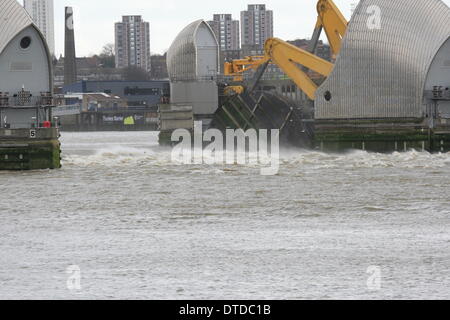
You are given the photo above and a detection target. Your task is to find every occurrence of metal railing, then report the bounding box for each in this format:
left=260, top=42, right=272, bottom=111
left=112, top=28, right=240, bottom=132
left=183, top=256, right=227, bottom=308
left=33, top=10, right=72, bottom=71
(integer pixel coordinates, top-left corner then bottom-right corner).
left=169, top=75, right=219, bottom=82
left=0, top=92, right=53, bottom=107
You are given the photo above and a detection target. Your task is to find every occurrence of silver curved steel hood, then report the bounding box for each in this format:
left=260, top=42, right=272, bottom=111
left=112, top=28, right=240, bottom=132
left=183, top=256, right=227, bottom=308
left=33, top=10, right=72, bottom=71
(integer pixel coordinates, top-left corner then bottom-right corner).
left=315, top=0, right=450, bottom=120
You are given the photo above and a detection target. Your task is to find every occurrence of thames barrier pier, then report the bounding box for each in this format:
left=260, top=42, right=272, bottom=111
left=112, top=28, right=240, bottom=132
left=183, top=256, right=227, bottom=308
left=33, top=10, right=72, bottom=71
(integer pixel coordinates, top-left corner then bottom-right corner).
left=0, top=0, right=60, bottom=170
left=161, top=0, right=450, bottom=153
left=313, top=0, right=450, bottom=152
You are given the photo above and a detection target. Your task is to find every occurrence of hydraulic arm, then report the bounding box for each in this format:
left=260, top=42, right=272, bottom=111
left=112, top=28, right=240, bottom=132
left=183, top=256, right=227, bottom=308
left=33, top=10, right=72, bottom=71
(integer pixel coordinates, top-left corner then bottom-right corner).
left=263, top=38, right=334, bottom=100
left=223, top=0, right=348, bottom=100
left=315, top=0, right=348, bottom=55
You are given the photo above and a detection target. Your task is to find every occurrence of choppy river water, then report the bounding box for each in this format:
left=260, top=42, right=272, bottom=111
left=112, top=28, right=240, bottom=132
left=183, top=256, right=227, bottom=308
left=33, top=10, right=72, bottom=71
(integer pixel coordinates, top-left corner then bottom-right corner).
left=0, top=131, right=449, bottom=299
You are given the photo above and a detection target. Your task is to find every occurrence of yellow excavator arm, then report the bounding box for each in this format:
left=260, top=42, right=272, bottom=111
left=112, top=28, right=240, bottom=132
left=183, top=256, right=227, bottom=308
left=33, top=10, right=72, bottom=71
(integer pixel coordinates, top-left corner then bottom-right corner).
left=264, top=38, right=334, bottom=100
left=315, top=0, right=348, bottom=55
left=224, top=0, right=348, bottom=100
left=224, top=56, right=268, bottom=81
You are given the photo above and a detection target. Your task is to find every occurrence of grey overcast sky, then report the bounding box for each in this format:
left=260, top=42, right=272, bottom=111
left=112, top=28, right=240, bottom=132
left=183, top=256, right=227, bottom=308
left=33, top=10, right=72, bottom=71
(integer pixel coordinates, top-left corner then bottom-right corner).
left=48, top=0, right=450, bottom=57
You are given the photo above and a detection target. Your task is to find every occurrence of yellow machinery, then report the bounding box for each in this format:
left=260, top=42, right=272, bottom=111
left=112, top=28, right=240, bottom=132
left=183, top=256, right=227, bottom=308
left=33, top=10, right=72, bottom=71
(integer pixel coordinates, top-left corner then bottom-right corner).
left=224, top=0, right=348, bottom=100
left=223, top=56, right=266, bottom=82
left=314, top=0, right=348, bottom=56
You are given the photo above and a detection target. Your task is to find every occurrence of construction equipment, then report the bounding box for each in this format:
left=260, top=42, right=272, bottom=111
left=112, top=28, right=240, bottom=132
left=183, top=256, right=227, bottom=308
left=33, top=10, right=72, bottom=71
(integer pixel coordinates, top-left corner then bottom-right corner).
left=224, top=0, right=348, bottom=100
left=313, top=0, right=348, bottom=56
left=223, top=56, right=266, bottom=82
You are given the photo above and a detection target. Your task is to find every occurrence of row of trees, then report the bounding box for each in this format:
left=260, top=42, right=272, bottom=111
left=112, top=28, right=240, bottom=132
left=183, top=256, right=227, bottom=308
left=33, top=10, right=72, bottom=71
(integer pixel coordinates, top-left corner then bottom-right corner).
left=93, top=43, right=156, bottom=81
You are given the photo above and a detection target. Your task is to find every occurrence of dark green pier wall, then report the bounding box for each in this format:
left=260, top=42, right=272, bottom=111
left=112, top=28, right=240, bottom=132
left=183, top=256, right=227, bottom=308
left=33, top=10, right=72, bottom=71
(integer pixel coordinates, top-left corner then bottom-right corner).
left=0, top=128, right=61, bottom=170
left=314, top=119, right=450, bottom=153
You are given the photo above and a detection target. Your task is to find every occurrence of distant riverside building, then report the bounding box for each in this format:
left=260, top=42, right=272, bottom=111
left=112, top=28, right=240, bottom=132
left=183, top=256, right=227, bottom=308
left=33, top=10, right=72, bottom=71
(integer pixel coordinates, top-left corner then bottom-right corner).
left=220, top=49, right=241, bottom=66
left=287, top=39, right=332, bottom=62
left=115, top=16, right=151, bottom=73
left=207, top=14, right=241, bottom=70
left=150, top=53, right=168, bottom=79
left=207, top=14, right=240, bottom=51
left=53, top=56, right=123, bottom=88
left=23, top=0, right=55, bottom=56
left=62, top=80, right=170, bottom=109
left=241, top=4, right=273, bottom=54
left=55, top=92, right=128, bottom=112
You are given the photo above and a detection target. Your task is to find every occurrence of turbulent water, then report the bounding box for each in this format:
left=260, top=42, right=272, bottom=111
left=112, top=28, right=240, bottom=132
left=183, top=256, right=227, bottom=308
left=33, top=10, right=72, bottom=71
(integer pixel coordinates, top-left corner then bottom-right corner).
left=0, top=131, right=449, bottom=299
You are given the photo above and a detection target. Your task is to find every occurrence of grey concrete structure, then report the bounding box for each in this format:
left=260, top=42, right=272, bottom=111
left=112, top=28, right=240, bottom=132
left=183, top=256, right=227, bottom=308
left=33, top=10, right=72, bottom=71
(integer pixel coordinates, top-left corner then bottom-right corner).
left=64, top=7, right=77, bottom=86
left=169, top=81, right=219, bottom=115
left=315, top=0, right=450, bottom=120
left=167, top=20, right=219, bottom=116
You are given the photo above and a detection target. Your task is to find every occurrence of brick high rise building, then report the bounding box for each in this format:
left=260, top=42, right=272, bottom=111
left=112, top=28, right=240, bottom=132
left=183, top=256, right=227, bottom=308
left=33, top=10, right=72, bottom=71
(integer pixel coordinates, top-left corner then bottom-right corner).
left=150, top=53, right=168, bottom=80
left=240, top=4, right=273, bottom=54
left=115, top=16, right=151, bottom=73
left=207, top=14, right=240, bottom=51
left=207, top=14, right=241, bottom=70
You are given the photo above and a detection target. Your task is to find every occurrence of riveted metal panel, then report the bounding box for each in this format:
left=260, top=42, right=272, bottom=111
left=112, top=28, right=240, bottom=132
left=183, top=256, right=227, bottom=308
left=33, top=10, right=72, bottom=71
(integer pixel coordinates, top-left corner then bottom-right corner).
left=0, top=0, right=34, bottom=55
left=167, top=20, right=219, bottom=81
left=167, top=20, right=198, bottom=81
left=0, top=0, right=53, bottom=94
left=315, top=0, right=450, bottom=120
left=166, top=20, right=219, bottom=115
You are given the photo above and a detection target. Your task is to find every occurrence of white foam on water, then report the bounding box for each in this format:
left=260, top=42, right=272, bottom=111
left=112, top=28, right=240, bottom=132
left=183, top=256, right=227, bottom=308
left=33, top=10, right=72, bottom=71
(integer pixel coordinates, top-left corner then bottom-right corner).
left=60, top=132, right=450, bottom=170
left=281, top=149, right=450, bottom=170
left=62, top=145, right=173, bottom=167
left=63, top=143, right=450, bottom=171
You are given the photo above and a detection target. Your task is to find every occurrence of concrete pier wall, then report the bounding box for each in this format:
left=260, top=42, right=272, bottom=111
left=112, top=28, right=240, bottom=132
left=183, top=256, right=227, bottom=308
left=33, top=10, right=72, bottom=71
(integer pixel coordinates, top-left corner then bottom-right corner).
left=0, top=128, right=61, bottom=170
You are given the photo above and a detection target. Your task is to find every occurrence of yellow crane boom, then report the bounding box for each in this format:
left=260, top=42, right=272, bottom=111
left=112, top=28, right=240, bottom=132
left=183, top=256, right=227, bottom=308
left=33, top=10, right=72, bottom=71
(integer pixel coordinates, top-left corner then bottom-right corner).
left=224, top=0, right=348, bottom=100
left=264, top=38, right=334, bottom=100
left=223, top=56, right=267, bottom=82
left=315, top=0, right=348, bottom=55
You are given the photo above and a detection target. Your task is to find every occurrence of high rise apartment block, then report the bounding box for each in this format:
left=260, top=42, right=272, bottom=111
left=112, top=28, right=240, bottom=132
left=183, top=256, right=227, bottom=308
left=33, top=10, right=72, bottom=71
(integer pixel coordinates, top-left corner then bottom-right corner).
left=115, top=16, right=151, bottom=72
left=240, top=4, right=273, bottom=52
left=207, top=14, right=240, bottom=51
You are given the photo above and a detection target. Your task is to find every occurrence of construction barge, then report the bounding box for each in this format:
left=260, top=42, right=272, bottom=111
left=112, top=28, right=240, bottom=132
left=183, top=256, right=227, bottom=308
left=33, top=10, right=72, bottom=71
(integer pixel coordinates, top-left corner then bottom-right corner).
left=0, top=0, right=61, bottom=171
left=160, top=0, right=450, bottom=153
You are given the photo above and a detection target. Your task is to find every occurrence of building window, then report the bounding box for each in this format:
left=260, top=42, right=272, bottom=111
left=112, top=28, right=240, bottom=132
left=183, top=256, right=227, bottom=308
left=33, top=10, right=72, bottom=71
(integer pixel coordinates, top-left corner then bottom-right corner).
left=20, top=36, right=32, bottom=50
